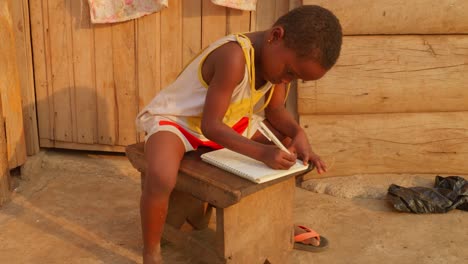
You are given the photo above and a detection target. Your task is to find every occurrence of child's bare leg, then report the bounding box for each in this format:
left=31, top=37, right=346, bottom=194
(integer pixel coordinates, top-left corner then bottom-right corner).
left=141, top=131, right=186, bottom=264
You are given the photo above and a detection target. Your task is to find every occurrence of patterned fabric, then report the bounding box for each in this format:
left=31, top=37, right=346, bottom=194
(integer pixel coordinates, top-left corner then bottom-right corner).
left=88, top=0, right=168, bottom=24
left=211, top=0, right=257, bottom=11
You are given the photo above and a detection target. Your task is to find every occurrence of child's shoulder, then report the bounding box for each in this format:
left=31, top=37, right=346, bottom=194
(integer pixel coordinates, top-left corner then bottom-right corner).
left=201, top=36, right=248, bottom=86
left=206, top=37, right=247, bottom=69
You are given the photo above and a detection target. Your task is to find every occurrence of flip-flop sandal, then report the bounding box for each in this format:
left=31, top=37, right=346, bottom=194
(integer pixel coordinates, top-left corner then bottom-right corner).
left=294, top=225, right=329, bottom=252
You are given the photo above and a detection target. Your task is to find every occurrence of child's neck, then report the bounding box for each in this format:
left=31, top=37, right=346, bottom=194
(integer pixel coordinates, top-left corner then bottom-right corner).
left=245, top=31, right=267, bottom=89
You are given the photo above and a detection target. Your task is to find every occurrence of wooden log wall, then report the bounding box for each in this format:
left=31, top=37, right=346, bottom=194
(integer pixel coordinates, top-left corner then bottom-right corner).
left=28, top=0, right=292, bottom=152
left=1, top=0, right=27, bottom=170
left=300, top=0, right=468, bottom=178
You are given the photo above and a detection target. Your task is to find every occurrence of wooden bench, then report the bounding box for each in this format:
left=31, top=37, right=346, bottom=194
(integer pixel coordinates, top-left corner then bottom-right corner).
left=126, top=143, right=310, bottom=264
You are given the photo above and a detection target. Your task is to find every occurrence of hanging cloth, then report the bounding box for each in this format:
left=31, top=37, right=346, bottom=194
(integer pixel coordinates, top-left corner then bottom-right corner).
left=211, top=0, right=257, bottom=11
left=88, top=0, right=168, bottom=24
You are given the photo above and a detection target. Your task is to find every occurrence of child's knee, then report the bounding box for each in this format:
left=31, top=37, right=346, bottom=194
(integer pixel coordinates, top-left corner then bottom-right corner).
left=143, top=167, right=177, bottom=196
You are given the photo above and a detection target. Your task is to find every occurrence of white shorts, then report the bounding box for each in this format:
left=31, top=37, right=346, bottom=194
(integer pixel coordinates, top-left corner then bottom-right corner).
left=143, top=115, right=264, bottom=152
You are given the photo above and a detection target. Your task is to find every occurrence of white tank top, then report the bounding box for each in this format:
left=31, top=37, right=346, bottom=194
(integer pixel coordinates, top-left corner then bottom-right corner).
left=136, top=33, right=274, bottom=140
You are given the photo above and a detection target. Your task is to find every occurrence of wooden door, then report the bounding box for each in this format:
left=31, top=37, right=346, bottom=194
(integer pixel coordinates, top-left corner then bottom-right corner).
left=29, top=0, right=291, bottom=152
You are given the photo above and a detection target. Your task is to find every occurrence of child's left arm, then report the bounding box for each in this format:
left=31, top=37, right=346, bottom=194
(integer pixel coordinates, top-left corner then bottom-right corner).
left=264, top=83, right=327, bottom=174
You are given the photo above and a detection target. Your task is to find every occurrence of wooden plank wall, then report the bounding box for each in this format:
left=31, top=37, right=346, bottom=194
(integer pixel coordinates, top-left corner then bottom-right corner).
left=0, top=1, right=12, bottom=204
left=29, top=0, right=291, bottom=152
left=9, top=0, right=39, bottom=157
left=0, top=0, right=27, bottom=170
left=300, top=1, right=468, bottom=178
left=0, top=94, right=10, bottom=205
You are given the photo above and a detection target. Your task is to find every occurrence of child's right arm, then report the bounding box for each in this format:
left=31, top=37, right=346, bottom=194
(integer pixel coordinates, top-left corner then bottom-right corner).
left=200, top=42, right=296, bottom=170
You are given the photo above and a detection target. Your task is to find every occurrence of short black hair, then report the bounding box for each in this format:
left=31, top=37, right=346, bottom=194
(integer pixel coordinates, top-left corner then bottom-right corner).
left=274, top=5, right=343, bottom=70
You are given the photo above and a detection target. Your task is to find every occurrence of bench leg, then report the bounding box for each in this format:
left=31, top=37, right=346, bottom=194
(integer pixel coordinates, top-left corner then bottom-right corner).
left=216, top=178, right=295, bottom=264
left=166, top=189, right=213, bottom=230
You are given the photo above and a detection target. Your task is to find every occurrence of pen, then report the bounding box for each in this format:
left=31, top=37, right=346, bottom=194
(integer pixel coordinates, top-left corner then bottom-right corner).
left=258, top=121, right=291, bottom=154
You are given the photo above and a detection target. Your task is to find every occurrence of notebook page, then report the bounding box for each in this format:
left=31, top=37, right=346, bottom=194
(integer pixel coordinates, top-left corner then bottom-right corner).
left=201, top=148, right=309, bottom=183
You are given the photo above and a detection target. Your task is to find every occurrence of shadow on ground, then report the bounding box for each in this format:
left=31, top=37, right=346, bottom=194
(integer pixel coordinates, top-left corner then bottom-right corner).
left=0, top=150, right=467, bottom=264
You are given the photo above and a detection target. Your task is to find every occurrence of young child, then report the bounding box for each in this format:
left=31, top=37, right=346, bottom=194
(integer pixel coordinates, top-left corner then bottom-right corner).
left=136, top=5, right=342, bottom=263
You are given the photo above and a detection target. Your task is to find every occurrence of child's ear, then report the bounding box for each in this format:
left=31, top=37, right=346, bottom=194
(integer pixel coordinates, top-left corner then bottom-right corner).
left=270, top=26, right=285, bottom=42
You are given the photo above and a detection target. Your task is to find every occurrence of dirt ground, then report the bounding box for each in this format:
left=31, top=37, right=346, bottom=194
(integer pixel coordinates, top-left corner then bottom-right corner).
left=0, top=149, right=466, bottom=264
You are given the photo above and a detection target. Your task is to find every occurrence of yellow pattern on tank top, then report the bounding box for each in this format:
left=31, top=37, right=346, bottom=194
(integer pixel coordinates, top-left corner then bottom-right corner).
left=185, top=33, right=276, bottom=135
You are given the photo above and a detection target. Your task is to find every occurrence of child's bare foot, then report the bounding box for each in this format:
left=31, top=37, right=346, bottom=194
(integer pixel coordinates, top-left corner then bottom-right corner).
left=293, top=225, right=329, bottom=252
left=143, top=252, right=163, bottom=264
left=143, top=248, right=163, bottom=264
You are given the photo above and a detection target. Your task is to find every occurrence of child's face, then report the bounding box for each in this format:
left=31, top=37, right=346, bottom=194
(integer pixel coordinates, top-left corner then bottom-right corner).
left=261, top=28, right=327, bottom=84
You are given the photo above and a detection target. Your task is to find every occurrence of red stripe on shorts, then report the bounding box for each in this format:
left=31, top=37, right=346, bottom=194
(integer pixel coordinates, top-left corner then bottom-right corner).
left=158, top=117, right=249, bottom=150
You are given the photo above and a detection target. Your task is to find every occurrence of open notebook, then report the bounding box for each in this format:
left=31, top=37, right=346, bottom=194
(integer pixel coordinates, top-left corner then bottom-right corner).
left=201, top=148, right=310, bottom=184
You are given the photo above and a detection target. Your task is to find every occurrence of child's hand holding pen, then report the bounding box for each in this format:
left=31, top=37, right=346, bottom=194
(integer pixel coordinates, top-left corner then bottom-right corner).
left=261, top=144, right=297, bottom=170
left=258, top=122, right=291, bottom=154
left=259, top=122, right=297, bottom=169
left=260, top=121, right=328, bottom=174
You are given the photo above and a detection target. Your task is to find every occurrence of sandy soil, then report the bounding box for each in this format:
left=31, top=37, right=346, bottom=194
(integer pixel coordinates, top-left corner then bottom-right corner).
left=0, top=149, right=466, bottom=264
